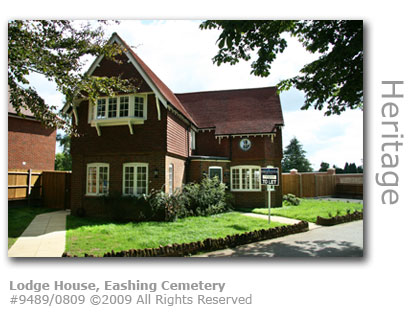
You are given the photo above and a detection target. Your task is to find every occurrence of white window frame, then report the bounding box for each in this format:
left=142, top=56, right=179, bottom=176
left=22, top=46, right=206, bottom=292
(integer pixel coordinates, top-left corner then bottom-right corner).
left=93, top=93, right=148, bottom=121
left=230, top=165, right=261, bottom=192
left=122, top=163, right=149, bottom=196
left=86, top=163, right=110, bottom=196
left=190, top=130, right=196, bottom=150
left=209, top=166, right=223, bottom=182
left=169, top=163, right=174, bottom=195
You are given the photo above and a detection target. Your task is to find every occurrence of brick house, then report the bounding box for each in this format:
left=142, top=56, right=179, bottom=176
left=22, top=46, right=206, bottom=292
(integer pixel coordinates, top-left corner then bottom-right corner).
left=63, top=33, right=284, bottom=217
left=8, top=95, right=56, bottom=170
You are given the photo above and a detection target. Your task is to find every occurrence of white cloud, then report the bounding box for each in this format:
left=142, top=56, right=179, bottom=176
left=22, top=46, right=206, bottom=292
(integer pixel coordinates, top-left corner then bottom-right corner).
left=282, top=108, right=364, bottom=170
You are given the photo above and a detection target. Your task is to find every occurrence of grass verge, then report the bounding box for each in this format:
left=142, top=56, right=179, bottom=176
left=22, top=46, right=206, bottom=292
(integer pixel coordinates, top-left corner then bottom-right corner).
left=250, top=198, right=363, bottom=223
left=8, top=206, right=55, bottom=248
left=65, top=212, right=285, bottom=257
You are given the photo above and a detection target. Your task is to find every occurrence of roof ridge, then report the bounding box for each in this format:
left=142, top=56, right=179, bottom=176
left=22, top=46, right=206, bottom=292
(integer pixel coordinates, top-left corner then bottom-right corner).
left=175, top=86, right=277, bottom=96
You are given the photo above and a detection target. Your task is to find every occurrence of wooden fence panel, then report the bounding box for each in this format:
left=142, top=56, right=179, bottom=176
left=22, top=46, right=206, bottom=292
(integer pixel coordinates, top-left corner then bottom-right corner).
left=8, top=169, right=42, bottom=200
left=42, top=171, right=71, bottom=209
left=282, top=174, right=300, bottom=197
left=8, top=169, right=71, bottom=209
left=282, top=171, right=340, bottom=198
left=301, top=174, right=316, bottom=197
left=315, top=174, right=336, bottom=196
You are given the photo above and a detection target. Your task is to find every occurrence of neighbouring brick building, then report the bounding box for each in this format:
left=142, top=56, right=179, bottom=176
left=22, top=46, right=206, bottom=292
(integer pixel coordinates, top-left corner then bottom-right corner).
left=8, top=95, right=56, bottom=170
left=63, top=33, right=284, bottom=217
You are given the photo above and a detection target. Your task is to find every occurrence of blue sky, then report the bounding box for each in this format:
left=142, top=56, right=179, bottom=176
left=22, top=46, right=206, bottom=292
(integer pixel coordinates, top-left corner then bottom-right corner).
left=34, top=20, right=363, bottom=170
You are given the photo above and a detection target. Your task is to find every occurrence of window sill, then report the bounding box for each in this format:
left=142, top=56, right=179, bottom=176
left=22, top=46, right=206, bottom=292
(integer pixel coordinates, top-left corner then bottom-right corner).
left=91, top=117, right=145, bottom=127
left=231, top=189, right=262, bottom=192
left=91, top=117, right=145, bottom=136
left=84, top=194, right=108, bottom=197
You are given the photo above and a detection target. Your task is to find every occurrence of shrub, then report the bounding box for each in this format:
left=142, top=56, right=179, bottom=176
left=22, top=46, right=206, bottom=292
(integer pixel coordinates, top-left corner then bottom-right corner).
left=182, top=177, right=231, bottom=217
left=283, top=193, right=301, bottom=206
left=149, top=177, right=231, bottom=220
left=102, top=192, right=158, bottom=222
left=148, top=189, right=187, bottom=222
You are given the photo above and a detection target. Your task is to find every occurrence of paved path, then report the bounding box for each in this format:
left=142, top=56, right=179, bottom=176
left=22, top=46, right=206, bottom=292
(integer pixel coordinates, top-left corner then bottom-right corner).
left=8, top=210, right=69, bottom=258
left=196, top=220, right=363, bottom=257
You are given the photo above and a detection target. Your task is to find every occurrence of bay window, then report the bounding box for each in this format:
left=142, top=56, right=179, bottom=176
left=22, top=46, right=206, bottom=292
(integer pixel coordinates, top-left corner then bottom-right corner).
left=230, top=166, right=261, bottom=191
left=93, top=94, right=147, bottom=121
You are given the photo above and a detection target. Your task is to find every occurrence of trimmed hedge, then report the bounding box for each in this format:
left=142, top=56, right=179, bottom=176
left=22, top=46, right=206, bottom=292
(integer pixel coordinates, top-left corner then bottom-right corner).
left=316, top=210, right=363, bottom=226
left=62, top=221, right=309, bottom=257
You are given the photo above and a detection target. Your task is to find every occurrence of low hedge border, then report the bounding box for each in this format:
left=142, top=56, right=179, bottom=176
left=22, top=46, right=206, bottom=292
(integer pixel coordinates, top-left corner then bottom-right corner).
left=62, top=221, right=309, bottom=258
left=316, top=210, right=363, bottom=226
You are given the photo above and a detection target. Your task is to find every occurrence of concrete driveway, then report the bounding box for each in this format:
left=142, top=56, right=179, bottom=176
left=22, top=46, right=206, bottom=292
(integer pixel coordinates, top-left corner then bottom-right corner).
left=196, top=220, right=363, bottom=257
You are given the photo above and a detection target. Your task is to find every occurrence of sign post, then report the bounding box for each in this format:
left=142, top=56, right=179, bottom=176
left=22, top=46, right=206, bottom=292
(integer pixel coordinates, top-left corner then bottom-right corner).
left=261, top=167, right=280, bottom=224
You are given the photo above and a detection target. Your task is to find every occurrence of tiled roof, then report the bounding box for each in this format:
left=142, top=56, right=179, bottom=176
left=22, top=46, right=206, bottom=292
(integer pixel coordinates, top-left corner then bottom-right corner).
left=8, top=90, right=35, bottom=118
left=176, top=87, right=284, bottom=135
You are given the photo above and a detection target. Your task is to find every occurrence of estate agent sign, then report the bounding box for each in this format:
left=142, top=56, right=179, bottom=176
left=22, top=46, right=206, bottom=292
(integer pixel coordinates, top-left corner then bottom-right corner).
left=261, top=167, right=279, bottom=186
left=261, top=167, right=280, bottom=224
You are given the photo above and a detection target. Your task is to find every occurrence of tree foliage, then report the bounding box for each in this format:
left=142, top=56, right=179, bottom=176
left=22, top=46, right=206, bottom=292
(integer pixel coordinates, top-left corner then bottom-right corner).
left=8, top=20, right=136, bottom=134
left=332, top=162, right=363, bottom=174
left=282, top=137, right=313, bottom=173
left=200, top=20, right=363, bottom=115
left=54, top=133, right=71, bottom=171
left=318, top=162, right=330, bottom=172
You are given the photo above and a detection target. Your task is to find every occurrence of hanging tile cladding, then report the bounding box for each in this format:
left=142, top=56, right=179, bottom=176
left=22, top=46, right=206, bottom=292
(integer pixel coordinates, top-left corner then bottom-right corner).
left=166, top=111, right=189, bottom=158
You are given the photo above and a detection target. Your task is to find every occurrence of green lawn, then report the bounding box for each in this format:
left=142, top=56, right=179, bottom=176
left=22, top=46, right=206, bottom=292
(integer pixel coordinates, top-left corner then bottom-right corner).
left=65, top=212, right=285, bottom=257
left=251, top=199, right=363, bottom=223
left=8, top=206, right=55, bottom=248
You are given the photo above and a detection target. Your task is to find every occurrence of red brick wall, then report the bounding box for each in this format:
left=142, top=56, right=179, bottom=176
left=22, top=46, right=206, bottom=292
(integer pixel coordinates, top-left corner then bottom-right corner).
left=165, top=155, right=186, bottom=193
left=71, top=95, right=166, bottom=155
left=193, top=130, right=283, bottom=161
left=188, top=160, right=230, bottom=184
left=92, top=54, right=152, bottom=93
left=8, top=116, right=56, bottom=170
left=71, top=152, right=166, bottom=217
left=194, top=130, right=230, bottom=157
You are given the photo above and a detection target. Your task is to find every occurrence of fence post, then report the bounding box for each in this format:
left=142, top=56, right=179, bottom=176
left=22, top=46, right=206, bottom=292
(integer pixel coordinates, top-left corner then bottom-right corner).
left=27, top=168, right=32, bottom=206
left=314, top=174, right=318, bottom=197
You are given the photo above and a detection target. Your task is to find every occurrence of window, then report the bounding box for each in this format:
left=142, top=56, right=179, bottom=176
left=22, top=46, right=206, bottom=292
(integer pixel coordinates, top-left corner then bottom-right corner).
left=108, top=97, right=117, bottom=118
left=230, top=166, right=261, bottom=191
left=86, top=163, right=109, bottom=195
left=119, top=96, right=129, bottom=117
left=96, top=99, right=106, bottom=119
left=134, top=96, right=144, bottom=118
left=123, top=163, right=149, bottom=196
left=240, top=138, right=252, bottom=151
left=92, top=94, right=146, bottom=120
left=209, top=166, right=223, bottom=182
left=190, top=130, right=196, bottom=150
left=169, top=164, right=174, bottom=195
